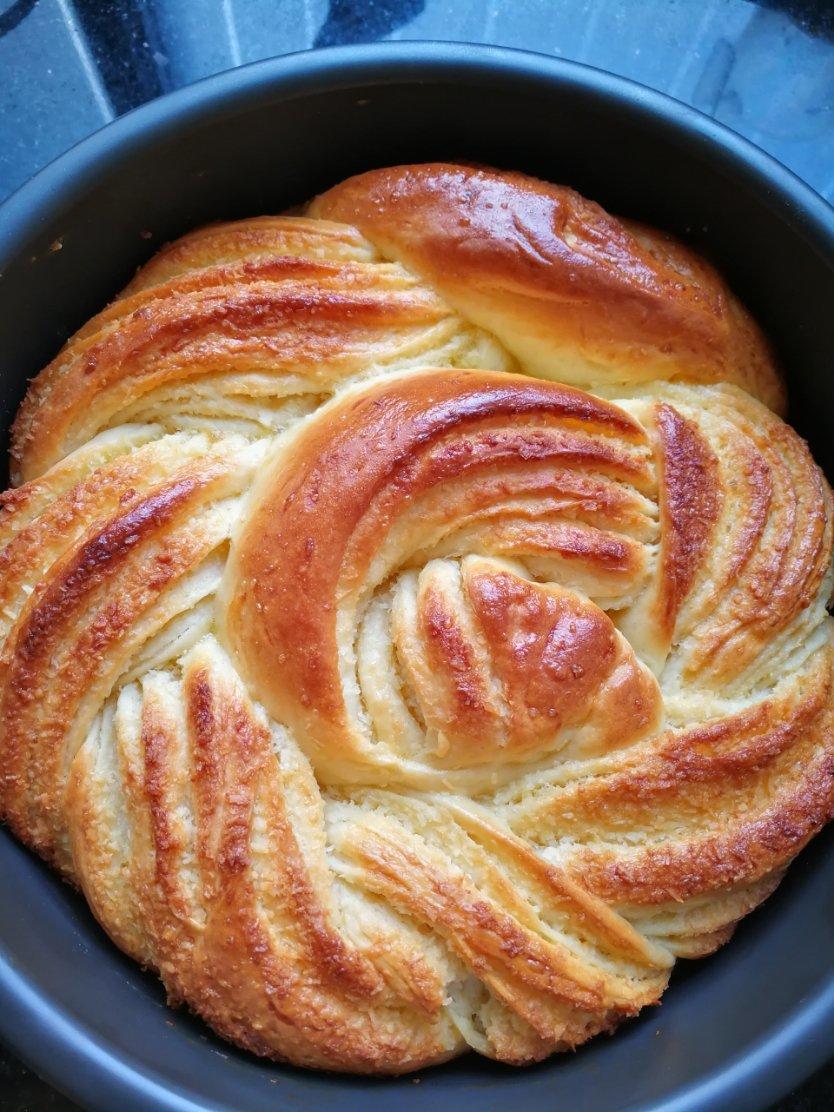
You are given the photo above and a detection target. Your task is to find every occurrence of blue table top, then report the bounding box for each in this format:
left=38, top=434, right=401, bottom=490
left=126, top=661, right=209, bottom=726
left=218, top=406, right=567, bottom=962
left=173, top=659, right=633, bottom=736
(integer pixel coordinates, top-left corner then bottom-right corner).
left=2, top=0, right=834, bottom=207
left=0, top=1, right=833, bottom=1109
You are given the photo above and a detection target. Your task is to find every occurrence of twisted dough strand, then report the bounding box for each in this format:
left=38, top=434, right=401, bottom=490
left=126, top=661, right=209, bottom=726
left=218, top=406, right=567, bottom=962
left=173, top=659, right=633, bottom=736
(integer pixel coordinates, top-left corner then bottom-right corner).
left=0, top=164, right=831, bottom=1073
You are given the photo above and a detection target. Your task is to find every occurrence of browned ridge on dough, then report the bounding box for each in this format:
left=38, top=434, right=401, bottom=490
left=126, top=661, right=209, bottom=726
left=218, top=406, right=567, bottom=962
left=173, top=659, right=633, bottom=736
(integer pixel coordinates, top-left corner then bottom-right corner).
left=0, top=163, right=831, bottom=1074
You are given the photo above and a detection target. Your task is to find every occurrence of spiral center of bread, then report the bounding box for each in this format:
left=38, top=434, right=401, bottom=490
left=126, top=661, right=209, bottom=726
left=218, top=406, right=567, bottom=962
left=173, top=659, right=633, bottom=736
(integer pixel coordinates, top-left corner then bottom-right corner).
left=386, top=556, right=660, bottom=768
left=221, top=368, right=663, bottom=787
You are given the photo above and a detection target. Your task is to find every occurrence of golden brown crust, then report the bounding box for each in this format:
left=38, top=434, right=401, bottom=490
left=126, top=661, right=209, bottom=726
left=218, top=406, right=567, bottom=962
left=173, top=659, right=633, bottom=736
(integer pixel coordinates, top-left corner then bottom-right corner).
left=309, top=164, right=785, bottom=411
left=223, top=368, right=658, bottom=790
left=0, top=164, right=831, bottom=1075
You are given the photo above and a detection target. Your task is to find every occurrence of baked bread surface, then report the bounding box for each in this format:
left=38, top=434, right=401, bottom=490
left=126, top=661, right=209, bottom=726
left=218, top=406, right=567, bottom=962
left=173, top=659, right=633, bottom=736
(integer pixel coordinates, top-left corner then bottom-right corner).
left=1, top=163, right=832, bottom=1073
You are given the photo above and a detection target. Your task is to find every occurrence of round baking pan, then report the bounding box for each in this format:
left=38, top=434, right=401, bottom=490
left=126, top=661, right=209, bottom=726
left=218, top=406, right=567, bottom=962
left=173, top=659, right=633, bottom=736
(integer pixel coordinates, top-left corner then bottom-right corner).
left=1, top=41, right=834, bottom=1112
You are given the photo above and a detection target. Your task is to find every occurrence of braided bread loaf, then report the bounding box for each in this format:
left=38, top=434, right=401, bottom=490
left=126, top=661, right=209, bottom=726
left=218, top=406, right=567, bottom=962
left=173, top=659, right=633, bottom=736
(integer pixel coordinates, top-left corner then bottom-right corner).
left=2, top=163, right=832, bottom=1074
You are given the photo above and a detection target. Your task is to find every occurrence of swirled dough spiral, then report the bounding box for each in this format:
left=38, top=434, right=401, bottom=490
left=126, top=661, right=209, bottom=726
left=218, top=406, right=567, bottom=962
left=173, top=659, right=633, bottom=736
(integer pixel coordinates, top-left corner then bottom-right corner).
left=1, top=164, right=831, bottom=1073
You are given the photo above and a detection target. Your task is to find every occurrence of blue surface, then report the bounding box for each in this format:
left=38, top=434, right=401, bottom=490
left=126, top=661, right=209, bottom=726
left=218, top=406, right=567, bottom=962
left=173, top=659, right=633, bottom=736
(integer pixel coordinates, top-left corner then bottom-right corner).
left=1, top=6, right=834, bottom=1111
left=0, top=1, right=833, bottom=208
